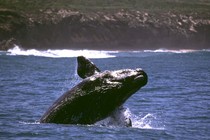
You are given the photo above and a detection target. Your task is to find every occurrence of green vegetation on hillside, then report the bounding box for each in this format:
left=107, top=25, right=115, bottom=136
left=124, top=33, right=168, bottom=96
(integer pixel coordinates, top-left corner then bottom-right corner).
left=1, top=0, right=210, bottom=14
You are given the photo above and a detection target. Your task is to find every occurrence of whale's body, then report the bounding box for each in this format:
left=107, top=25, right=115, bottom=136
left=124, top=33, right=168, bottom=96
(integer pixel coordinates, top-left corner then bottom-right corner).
left=40, top=56, right=147, bottom=125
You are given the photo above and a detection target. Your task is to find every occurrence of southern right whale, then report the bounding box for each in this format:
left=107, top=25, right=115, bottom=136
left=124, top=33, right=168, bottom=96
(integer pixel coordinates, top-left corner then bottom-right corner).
left=40, top=56, right=147, bottom=125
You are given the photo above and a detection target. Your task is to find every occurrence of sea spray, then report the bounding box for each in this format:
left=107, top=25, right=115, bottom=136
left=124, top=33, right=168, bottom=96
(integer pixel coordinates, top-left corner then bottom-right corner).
left=96, top=107, right=165, bottom=130
left=131, top=113, right=165, bottom=130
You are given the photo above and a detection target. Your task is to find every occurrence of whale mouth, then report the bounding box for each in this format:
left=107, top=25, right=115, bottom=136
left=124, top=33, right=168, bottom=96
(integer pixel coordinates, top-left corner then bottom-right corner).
left=133, top=69, right=148, bottom=87
left=134, top=75, right=144, bottom=81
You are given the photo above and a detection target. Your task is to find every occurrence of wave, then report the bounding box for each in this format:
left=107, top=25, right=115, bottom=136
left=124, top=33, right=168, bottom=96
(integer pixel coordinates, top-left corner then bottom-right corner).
left=3, top=46, right=209, bottom=58
left=19, top=121, right=40, bottom=125
left=6, top=45, right=117, bottom=59
left=143, top=48, right=200, bottom=53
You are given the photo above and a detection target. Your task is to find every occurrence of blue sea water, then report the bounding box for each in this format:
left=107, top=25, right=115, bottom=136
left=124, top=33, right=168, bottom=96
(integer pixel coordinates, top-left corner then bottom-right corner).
left=0, top=47, right=210, bottom=139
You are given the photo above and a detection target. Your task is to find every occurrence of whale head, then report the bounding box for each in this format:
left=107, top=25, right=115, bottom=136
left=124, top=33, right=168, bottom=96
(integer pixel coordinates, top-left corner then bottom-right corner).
left=87, top=68, right=147, bottom=104
left=105, top=68, right=147, bottom=88
left=61, top=68, right=147, bottom=124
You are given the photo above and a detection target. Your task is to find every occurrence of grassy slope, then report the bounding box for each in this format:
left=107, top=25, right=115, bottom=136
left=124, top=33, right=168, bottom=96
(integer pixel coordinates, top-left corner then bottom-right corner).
left=1, top=0, right=210, bottom=14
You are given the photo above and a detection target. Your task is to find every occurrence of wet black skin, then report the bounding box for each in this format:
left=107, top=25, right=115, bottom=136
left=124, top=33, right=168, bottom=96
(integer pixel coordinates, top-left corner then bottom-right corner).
left=77, top=56, right=100, bottom=79
left=40, top=68, right=147, bottom=124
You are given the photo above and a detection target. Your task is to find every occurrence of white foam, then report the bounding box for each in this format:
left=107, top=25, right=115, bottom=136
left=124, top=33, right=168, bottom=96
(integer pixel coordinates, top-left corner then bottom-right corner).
left=131, top=113, right=165, bottom=130
left=19, top=121, right=40, bottom=125
left=203, top=49, right=210, bottom=52
left=5, top=46, right=206, bottom=58
left=143, top=48, right=197, bottom=53
left=95, top=107, right=165, bottom=130
left=7, top=45, right=116, bottom=58
left=95, top=107, right=132, bottom=127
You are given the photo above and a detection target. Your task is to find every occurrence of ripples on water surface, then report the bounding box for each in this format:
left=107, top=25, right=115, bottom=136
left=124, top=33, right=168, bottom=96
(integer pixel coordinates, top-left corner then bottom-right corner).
left=0, top=47, right=210, bottom=139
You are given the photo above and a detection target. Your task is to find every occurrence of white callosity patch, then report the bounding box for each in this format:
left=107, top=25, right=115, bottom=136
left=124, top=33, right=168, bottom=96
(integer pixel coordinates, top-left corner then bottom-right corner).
left=89, top=76, right=97, bottom=81
left=105, top=79, right=121, bottom=85
left=111, top=69, right=142, bottom=79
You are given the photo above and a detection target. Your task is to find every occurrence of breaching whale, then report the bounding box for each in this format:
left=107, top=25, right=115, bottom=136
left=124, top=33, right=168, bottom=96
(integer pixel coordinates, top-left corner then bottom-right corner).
left=40, top=56, right=148, bottom=125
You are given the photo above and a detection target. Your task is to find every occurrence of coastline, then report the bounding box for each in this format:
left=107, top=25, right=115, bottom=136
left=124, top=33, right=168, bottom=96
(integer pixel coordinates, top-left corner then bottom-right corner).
left=1, top=1, right=210, bottom=51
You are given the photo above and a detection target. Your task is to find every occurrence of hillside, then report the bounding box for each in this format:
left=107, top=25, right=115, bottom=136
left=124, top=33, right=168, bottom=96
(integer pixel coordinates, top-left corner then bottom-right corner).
left=1, top=0, right=210, bottom=50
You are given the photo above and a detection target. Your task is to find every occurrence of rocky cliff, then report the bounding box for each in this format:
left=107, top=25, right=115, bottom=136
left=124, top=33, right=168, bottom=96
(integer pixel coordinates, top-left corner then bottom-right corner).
left=0, top=9, right=210, bottom=50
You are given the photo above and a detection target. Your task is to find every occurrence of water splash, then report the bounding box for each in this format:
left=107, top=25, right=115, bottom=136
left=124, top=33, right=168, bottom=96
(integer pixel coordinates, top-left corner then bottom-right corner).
left=95, top=107, right=165, bottom=130
left=18, top=109, right=165, bottom=130
left=131, top=113, right=165, bottom=130
left=95, top=106, right=132, bottom=127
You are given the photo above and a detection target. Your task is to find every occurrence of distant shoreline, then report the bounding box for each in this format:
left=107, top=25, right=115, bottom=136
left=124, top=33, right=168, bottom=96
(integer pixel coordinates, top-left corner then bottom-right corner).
left=1, top=1, right=210, bottom=51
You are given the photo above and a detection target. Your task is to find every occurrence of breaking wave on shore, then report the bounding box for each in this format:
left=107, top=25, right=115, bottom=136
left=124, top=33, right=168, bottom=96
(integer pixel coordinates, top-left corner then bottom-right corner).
left=6, top=46, right=117, bottom=59
left=2, top=45, right=209, bottom=58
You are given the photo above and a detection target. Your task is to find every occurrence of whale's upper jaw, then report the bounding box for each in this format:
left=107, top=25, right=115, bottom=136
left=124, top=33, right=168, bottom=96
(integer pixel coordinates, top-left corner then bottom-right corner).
left=132, top=68, right=148, bottom=87
left=104, top=68, right=148, bottom=88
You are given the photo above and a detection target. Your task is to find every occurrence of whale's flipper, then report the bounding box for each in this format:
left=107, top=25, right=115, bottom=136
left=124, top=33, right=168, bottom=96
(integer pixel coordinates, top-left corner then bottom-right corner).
left=77, top=56, right=101, bottom=79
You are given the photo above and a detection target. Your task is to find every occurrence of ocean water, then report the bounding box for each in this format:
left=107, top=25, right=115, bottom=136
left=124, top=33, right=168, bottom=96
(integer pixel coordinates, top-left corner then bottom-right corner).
left=0, top=47, right=210, bottom=140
